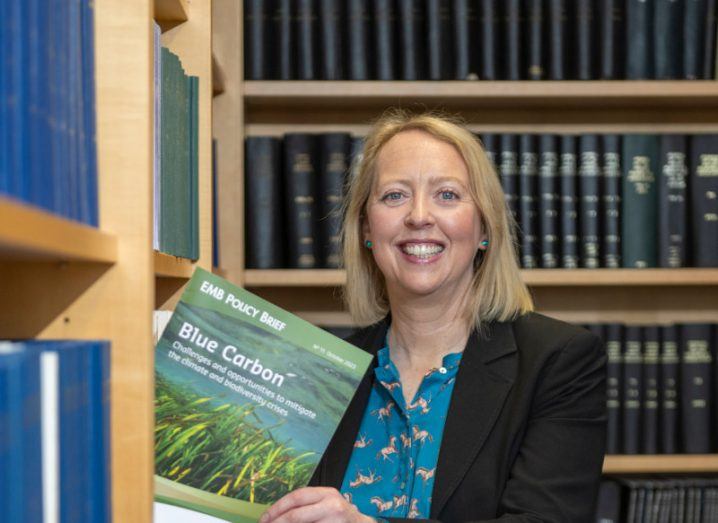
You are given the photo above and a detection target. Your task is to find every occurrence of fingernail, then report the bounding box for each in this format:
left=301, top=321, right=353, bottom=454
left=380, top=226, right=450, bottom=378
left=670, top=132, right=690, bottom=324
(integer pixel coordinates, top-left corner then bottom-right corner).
left=259, top=513, right=269, bottom=523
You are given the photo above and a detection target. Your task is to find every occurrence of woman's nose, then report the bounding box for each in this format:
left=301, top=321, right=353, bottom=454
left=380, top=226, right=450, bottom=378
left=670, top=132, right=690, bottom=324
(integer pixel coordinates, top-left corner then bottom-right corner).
left=404, top=195, right=434, bottom=228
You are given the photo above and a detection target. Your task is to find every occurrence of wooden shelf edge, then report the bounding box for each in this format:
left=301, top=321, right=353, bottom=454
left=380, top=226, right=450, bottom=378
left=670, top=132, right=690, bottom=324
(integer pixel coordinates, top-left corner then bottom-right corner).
left=0, top=197, right=117, bottom=263
left=154, top=251, right=195, bottom=279
left=603, top=455, right=718, bottom=474
left=212, top=53, right=226, bottom=96
left=244, top=80, right=718, bottom=104
left=243, top=269, right=718, bottom=288
left=154, top=0, right=189, bottom=25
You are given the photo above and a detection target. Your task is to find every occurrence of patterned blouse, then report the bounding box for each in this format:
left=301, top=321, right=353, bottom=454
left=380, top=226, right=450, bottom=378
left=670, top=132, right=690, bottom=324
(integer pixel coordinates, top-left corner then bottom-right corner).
left=339, top=345, right=462, bottom=519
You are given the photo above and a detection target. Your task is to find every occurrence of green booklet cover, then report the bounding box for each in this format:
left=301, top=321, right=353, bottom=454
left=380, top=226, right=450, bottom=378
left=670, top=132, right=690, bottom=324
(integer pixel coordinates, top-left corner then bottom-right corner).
left=154, top=268, right=372, bottom=522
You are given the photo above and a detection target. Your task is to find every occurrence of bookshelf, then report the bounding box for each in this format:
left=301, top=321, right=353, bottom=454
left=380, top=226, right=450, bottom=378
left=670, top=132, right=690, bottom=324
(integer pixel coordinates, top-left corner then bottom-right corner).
left=211, top=4, right=718, bottom=482
left=0, top=1, right=214, bottom=522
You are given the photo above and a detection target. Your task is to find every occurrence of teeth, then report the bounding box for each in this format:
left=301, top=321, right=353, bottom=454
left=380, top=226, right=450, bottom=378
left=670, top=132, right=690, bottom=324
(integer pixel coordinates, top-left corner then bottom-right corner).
left=402, top=244, right=444, bottom=257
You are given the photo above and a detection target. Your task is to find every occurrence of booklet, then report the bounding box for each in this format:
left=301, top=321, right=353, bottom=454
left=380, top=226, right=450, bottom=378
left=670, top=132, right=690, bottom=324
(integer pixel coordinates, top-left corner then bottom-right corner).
left=154, top=268, right=372, bottom=523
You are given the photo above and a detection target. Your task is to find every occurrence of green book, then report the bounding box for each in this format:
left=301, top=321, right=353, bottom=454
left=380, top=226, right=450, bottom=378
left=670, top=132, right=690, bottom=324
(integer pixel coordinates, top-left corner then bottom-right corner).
left=153, top=268, right=372, bottom=522
left=189, top=75, right=199, bottom=260
left=621, top=135, right=659, bottom=268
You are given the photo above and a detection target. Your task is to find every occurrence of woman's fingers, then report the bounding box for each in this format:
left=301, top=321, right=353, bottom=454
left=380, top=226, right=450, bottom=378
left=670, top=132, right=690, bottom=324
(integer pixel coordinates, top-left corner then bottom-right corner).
left=259, top=487, right=341, bottom=523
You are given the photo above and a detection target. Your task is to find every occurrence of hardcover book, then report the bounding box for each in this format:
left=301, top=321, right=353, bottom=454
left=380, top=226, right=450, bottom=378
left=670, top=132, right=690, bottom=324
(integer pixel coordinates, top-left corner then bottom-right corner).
left=154, top=269, right=373, bottom=522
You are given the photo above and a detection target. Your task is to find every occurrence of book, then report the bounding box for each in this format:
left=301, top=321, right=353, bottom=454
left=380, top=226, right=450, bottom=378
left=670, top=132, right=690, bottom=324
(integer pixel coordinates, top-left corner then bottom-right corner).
left=538, top=135, right=560, bottom=268
left=684, top=0, right=708, bottom=79
left=547, top=0, right=567, bottom=80
left=622, top=135, right=659, bottom=268
left=689, top=135, right=718, bottom=267
left=426, top=0, right=453, bottom=80
left=655, top=0, right=683, bottom=79
left=519, top=134, right=538, bottom=268
left=599, top=0, right=625, bottom=79
left=658, top=135, right=689, bottom=268
left=454, top=0, right=479, bottom=80
left=680, top=323, right=713, bottom=453
left=397, top=0, right=425, bottom=80
left=373, top=0, right=397, bottom=80
left=642, top=326, right=660, bottom=454
left=660, top=325, right=680, bottom=454
left=526, top=0, right=545, bottom=80
left=296, top=0, right=318, bottom=80
left=347, top=0, right=371, bottom=80
left=244, top=0, right=270, bottom=80
left=479, top=0, right=499, bottom=79
left=560, top=135, right=579, bottom=268
left=319, top=0, right=344, bottom=80
left=504, top=0, right=522, bottom=80
left=318, top=133, right=351, bottom=268
left=703, top=0, right=717, bottom=78
left=602, top=134, right=621, bottom=268
left=578, top=134, right=601, bottom=268
left=622, top=325, right=642, bottom=454
left=153, top=268, right=372, bottom=522
left=499, top=134, right=520, bottom=236
left=576, top=0, right=595, bottom=80
left=605, top=323, right=622, bottom=454
left=626, top=0, right=654, bottom=79
left=273, top=0, right=294, bottom=80
left=244, top=136, right=284, bottom=269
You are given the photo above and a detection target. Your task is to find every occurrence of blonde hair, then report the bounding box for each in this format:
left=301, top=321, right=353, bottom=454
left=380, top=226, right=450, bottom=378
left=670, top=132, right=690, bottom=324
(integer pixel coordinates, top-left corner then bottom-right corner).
left=342, top=110, right=534, bottom=327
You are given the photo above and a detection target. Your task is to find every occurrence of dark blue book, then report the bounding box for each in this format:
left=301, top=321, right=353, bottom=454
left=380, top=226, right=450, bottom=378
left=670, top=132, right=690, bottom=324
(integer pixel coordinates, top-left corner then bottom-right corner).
left=642, top=326, right=660, bottom=454
left=373, top=0, right=397, bottom=80
left=560, top=135, right=579, bottom=268
left=273, top=0, right=294, bottom=79
left=296, top=0, right=318, bottom=80
left=626, top=0, right=654, bottom=79
left=660, top=325, right=680, bottom=454
left=244, top=0, right=271, bottom=79
left=397, top=0, right=425, bottom=80
left=684, top=0, right=709, bottom=79
left=319, top=0, right=344, bottom=79
left=655, top=0, right=683, bottom=79
left=658, top=135, right=689, bottom=268
left=346, top=0, right=370, bottom=80
left=426, top=0, right=453, bottom=80
left=479, top=133, right=499, bottom=170
left=576, top=0, right=595, bottom=80
left=479, top=0, right=498, bottom=79
left=519, top=134, right=538, bottom=268
left=86, top=342, right=112, bottom=523
left=601, top=135, right=621, bottom=268
left=318, top=133, right=351, bottom=268
left=538, top=135, right=560, bottom=268
left=680, top=324, right=713, bottom=453
left=578, top=134, right=601, bottom=268
left=689, top=135, right=718, bottom=267
left=622, top=326, right=643, bottom=454
left=605, top=324, right=623, bottom=454
left=499, top=134, right=520, bottom=235
left=504, top=0, right=522, bottom=79
left=548, top=0, right=568, bottom=79
left=599, top=0, right=625, bottom=79
left=526, top=0, right=545, bottom=80
left=454, top=0, right=479, bottom=79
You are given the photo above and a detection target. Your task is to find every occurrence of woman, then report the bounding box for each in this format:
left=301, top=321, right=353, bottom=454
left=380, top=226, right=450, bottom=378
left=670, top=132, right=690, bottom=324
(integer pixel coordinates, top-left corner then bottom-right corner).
left=260, top=112, right=606, bottom=523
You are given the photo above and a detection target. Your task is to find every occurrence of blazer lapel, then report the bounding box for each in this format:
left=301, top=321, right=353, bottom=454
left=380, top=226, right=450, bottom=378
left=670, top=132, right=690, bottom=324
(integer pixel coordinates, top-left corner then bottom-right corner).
left=430, top=321, right=518, bottom=519
left=323, top=319, right=388, bottom=489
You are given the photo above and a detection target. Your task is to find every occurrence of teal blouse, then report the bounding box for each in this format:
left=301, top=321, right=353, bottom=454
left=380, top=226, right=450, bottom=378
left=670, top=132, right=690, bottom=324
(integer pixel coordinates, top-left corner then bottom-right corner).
left=339, top=345, right=462, bottom=519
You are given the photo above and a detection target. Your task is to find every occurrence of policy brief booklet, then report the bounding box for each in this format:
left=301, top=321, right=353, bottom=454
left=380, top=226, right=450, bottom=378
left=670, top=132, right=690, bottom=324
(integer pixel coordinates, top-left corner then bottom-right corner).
left=154, top=268, right=373, bottom=523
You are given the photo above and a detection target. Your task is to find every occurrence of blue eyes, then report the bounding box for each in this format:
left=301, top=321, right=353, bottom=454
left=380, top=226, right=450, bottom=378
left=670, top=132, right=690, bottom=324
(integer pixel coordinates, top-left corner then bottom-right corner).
left=381, top=190, right=459, bottom=202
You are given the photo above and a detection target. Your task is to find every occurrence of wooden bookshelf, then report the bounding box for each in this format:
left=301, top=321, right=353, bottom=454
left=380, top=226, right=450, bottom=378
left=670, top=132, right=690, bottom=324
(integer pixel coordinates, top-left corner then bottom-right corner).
left=154, top=251, right=194, bottom=279
left=0, top=197, right=117, bottom=263
left=154, top=0, right=188, bottom=26
left=243, top=269, right=718, bottom=288
left=603, top=455, right=718, bottom=474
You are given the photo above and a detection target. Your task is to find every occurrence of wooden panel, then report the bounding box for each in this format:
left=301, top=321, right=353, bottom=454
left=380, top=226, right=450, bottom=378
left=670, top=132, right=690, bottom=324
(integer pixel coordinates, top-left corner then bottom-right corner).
left=161, top=1, right=213, bottom=273
left=154, top=0, right=188, bottom=25
left=154, top=251, right=194, bottom=278
left=212, top=0, right=244, bottom=284
left=603, top=455, right=718, bottom=474
left=243, top=269, right=718, bottom=288
left=212, top=53, right=225, bottom=96
left=0, top=197, right=117, bottom=262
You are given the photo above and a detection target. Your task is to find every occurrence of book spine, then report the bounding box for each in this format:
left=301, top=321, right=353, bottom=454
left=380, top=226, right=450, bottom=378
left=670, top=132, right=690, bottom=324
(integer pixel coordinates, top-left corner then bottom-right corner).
left=576, top=0, right=595, bottom=80
left=622, top=325, right=643, bottom=454
left=274, top=0, right=294, bottom=79
left=499, top=134, right=520, bottom=236
left=621, top=134, right=659, bottom=268
left=680, top=323, right=713, bottom=453
left=642, top=326, right=660, bottom=454
left=548, top=0, right=566, bottom=80
left=454, top=0, right=479, bottom=80
left=654, top=0, right=683, bottom=79
left=427, top=0, right=453, bottom=80
left=599, top=0, right=625, bottom=79
left=605, top=323, right=623, bottom=454
left=702, top=0, right=716, bottom=78
left=296, top=0, right=317, bottom=80
left=602, top=134, right=621, bottom=268
left=579, top=134, right=601, bottom=268
left=658, top=135, right=689, bottom=268
left=690, top=134, right=718, bottom=266
left=319, top=0, right=343, bottom=79
left=480, top=0, right=498, bottom=79
left=245, top=136, right=284, bottom=269
left=244, top=0, right=269, bottom=80
left=397, top=0, right=424, bottom=80
left=660, top=324, right=680, bottom=454
left=347, top=0, right=370, bottom=80
left=21, top=345, right=43, bottom=523
left=374, top=0, right=396, bottom=80
left=684, top=0, right=707, bottom=79
left=318, top=133, right=351, bottom=268
left=480, top=133, right=499, bottom=170
left=284, top=133, right=319, bottom=268
left=538, top=135, right=560, bottom=268
left=560, top=135, right=579, bottom=268
left=504, top=0, right=522, bottom=80
left=519, top=134, right=538, bottom=268
left=626, top=0, right=654, bottom=79
left=526, top=0, right=545, bottom=80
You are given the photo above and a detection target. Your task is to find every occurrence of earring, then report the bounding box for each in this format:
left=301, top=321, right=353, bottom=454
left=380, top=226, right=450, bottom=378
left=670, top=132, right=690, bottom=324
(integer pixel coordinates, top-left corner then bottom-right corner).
left=481, top=240, right=489, bottom=248
left=365, top=240, right=373, bottom=249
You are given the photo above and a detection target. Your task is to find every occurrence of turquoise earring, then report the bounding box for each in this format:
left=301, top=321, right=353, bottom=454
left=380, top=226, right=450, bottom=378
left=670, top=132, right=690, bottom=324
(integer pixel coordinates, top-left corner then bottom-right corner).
left=365, top=240, right=373, bottom=249
left=481, top=240, right=489, bottom=248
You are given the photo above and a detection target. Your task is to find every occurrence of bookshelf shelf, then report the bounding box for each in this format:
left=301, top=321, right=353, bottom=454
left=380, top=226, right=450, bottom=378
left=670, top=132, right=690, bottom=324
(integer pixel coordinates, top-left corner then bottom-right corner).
left=0, top=197, right=117, bottom=263
left=154, top=0, right=188, bottom=25
left=212, top=53, right=225, bottom=96
left=154, top=251, right=194, bottom=279
left=243, top=269, right=718, bottom=288
left=603, top=455, right=718, bottom=474
left=244, top=81, right=718, bottom=110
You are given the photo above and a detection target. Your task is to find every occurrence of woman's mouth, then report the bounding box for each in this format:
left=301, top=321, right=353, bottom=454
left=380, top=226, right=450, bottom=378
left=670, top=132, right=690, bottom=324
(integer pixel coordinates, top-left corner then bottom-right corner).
left=399, top=243, right=445, bottom=260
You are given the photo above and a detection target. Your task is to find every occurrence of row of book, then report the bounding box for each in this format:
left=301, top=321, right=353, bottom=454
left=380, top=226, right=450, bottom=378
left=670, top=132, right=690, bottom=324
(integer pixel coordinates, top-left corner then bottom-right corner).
left=244, top=0, right=718, bottom=81
left=153, top=23, right=200, bottom=260
left=586, top=323, right=717, bottom=455
left=482, top=132, right=718, bottom=269
left=0, top=0, right=98, bottom=226
left=0, top=340, right=111, bottom=523
left=243, top=132, right=718, bottom=269
left=595, top=478, right=718, bottom=523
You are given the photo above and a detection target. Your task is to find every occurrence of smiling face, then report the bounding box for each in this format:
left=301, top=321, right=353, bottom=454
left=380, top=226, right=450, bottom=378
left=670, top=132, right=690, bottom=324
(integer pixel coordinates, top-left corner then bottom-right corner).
left=363, top=129, right=486, bottom=303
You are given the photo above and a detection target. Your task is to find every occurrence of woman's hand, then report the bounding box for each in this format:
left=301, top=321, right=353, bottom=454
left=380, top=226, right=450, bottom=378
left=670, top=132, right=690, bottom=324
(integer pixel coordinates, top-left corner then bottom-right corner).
left=258, top=487, right=377, bottom=523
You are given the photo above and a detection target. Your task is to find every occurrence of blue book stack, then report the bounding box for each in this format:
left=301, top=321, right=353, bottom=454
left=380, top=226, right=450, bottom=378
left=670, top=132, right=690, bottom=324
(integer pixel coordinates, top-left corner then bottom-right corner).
left=0, top=340, right=111, bottom=523
left=0, top=0, right=98, bottom=226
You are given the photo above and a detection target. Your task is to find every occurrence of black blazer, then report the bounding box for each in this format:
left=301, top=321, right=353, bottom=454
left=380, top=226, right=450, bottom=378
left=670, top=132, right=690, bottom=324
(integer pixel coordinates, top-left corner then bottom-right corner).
left=310, top=312, right=607, bottom=523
